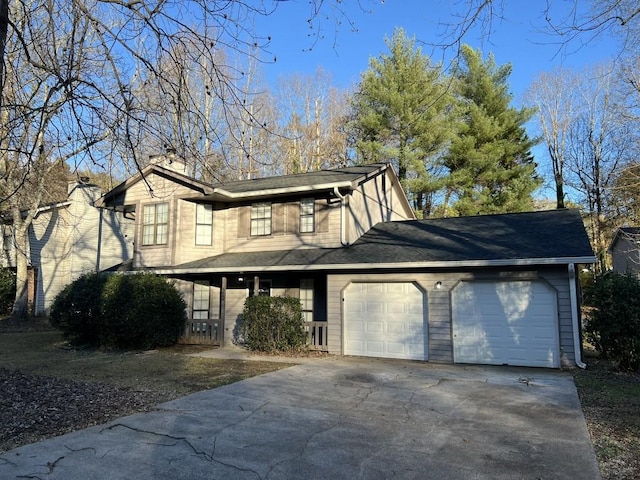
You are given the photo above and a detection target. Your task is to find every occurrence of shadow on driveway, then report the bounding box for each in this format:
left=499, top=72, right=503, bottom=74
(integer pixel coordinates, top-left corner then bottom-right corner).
left=0, top=357, right=600, bottom=479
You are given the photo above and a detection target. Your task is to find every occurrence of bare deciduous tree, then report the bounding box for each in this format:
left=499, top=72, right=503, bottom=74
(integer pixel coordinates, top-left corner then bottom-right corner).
left=0, top=0, right=359, bottom=316
left=563, top=65, right=633, bottom=271
left=527, top=68, right=580, bottom=209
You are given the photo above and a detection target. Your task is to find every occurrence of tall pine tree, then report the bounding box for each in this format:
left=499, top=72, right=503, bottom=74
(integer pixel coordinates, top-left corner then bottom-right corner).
left=349, top=28, right=452, bottom=217
left=444, top=45, right=540, bottom=216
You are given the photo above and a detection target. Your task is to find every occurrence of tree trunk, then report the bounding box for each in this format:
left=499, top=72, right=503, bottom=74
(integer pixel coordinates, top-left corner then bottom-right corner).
left=11, top=224, right=30, bottom=318
left=554, top=172, right=565, bottom=209
left=0, top=0, right=8, bottom=106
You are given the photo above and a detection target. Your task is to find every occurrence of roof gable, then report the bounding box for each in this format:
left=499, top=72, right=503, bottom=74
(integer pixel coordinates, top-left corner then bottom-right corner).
left=609, top=227, right=640, bottom=252
left=97, top=162, right=394, bottom=207
left=95, top=164, right=213, bottom=208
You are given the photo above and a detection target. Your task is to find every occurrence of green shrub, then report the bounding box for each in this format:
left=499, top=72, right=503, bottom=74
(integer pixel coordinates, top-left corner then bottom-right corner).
left=50, top=272, right=107, bottom=346
left=50, top=272, right=186, bottom=350
left=0, top=268, right=16, bottom=314
left=583, top=272, right=640, bottom=371
left=100, top=273, right=187, bottom=349
left=241, top=295, right=307, bottom=352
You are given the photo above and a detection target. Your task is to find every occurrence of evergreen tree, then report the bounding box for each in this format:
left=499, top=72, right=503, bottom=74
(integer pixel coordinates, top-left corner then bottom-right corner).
left=444, top=45, right=540, bottom=216
left=349, top=28, right=452, bottom=217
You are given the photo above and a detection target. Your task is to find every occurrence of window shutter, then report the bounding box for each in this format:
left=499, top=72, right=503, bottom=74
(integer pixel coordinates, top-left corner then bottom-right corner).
left=272, top=203, right=285, bottom=235
left=316, top=200, right=330, bottom=233
left=237, top=206, right=249, bottom=238
left=287, top=202, right=299, bottom=234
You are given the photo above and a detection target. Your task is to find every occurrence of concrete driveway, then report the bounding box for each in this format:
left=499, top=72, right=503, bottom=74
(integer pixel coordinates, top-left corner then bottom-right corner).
left=0, top=357, right=600, bottom=479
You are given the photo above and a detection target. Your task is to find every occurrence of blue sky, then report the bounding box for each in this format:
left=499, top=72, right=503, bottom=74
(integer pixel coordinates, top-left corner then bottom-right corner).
left=254, top=1, right=622, bottom=105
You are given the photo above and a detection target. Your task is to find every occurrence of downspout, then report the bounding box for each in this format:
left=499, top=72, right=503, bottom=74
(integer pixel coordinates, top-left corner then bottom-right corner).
left=333, top=186, right=349, bottom=246
left=569, top=263, right=587, bottom=369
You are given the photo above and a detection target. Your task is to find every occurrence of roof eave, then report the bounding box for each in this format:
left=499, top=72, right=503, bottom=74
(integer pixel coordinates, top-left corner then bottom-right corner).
left=150, top=256, right=598, bottom=275
left=211, top=180, right=355, bottom=201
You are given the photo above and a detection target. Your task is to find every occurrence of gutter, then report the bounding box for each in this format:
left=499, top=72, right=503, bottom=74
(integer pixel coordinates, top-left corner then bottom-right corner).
left=333, top=186, right=349, bottom=246
left=214, top=181, right=354, bottom=200
left=568, top=263, right=587, bottom=369
left=150, top=256, right=598, bottom=275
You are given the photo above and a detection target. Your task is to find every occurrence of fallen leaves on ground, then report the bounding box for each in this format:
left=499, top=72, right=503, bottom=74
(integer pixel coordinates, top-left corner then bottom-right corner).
left=0, top=368, right=172, bottom=453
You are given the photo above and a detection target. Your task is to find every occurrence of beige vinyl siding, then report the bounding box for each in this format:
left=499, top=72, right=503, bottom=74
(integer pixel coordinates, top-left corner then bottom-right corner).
left=26, top=184, right=133, bottom=314
left=30, top=208, right=73, bottom=314
left=226, top=198, right=342, bottom=253
left=98, top=211, right=134, bottom=271
left=347, top=170, right=415, bottom=244
left=327, top=267, right=577, bottom=367
left=117, top=172, right=200, bottom=268
left=224, top=288, right=247, bottom=343
left=173, top=201, right=223, bottom=265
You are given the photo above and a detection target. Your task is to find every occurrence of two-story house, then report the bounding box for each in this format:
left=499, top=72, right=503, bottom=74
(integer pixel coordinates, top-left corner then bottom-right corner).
left=97, top=155, right=595, bottom=368
left=1, top=180, right=134, bottom=315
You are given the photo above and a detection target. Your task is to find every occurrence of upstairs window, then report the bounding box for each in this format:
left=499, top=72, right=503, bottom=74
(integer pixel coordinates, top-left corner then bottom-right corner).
left=142, top=202, right=168, bottom=245
left=251, top=202, right=272, bottom=236
left=195, top=204, right=213, bottom=245
left=300, top=198, right=315, bottom=233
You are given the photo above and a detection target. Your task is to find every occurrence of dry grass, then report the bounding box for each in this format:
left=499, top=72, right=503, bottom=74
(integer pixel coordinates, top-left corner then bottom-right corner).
left=0, top=323, right=293, bottom=398
left=573, top=349, right=640, bottom=480
left=0, top=318, right=296, bottom=451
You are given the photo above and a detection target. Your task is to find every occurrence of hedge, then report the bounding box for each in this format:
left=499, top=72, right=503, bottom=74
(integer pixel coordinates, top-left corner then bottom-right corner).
left=50, top=272, right=186, bottom=349
left=583, top=272, right=640, bottom=371
left=240, top=295, right=307, bottom=352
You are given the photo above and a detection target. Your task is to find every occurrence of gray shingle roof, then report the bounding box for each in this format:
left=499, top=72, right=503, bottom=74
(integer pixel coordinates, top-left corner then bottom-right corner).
left=162, top=209, right=595, bottom=274
left=212, top=164, right=385, bottom=194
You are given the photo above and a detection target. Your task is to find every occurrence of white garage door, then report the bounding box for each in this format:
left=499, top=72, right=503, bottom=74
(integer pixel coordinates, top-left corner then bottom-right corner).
left=344, top=282, right=426, bottom=360
left=452, top=280, right=559, bottom=368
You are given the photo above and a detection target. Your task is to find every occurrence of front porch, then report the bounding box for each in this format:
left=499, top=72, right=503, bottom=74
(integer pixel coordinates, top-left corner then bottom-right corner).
left=179, top=318, right=328, bottom=352
left=174, top=271, right=329, bottom=351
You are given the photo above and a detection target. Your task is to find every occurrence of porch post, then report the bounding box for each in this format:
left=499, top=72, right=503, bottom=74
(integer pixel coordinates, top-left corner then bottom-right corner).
left=253, top=275, right=260, bottom=296
left=219, top=276, right=227, bottom=347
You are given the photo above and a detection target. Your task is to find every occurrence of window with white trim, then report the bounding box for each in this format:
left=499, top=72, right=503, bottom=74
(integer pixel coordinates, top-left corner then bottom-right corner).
left=300, top=198, right=315, bottom=233
left=300, top=279, right=314, bottom=322
left=250, top=202, right=272, bottom=236
left=195, top=204, right=213, bottom=245
left=142, top=203, right=169, bottom=245
left=192, top=281, right=210, bottom=320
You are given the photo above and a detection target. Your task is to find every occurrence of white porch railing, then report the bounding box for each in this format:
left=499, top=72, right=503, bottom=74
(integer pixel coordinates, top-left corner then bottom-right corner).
left=304, top=321, right=328, bottom=352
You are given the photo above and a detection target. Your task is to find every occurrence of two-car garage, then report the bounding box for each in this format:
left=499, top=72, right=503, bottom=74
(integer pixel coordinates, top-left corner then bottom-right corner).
left=342, top=279, right=560, bottom=368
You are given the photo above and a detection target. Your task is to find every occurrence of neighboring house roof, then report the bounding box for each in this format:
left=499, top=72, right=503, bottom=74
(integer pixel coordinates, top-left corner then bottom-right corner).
left=608, top=226, right=640, bottom=252
left=153, top=209, right=596, bottom=274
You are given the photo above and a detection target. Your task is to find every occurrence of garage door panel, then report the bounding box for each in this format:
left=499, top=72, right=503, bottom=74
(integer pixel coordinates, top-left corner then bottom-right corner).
left=344, top=282, right=427, bottom=361
left=453, top=281, right=559, bottom=368
left=366, top=321, right=384, bottom=334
